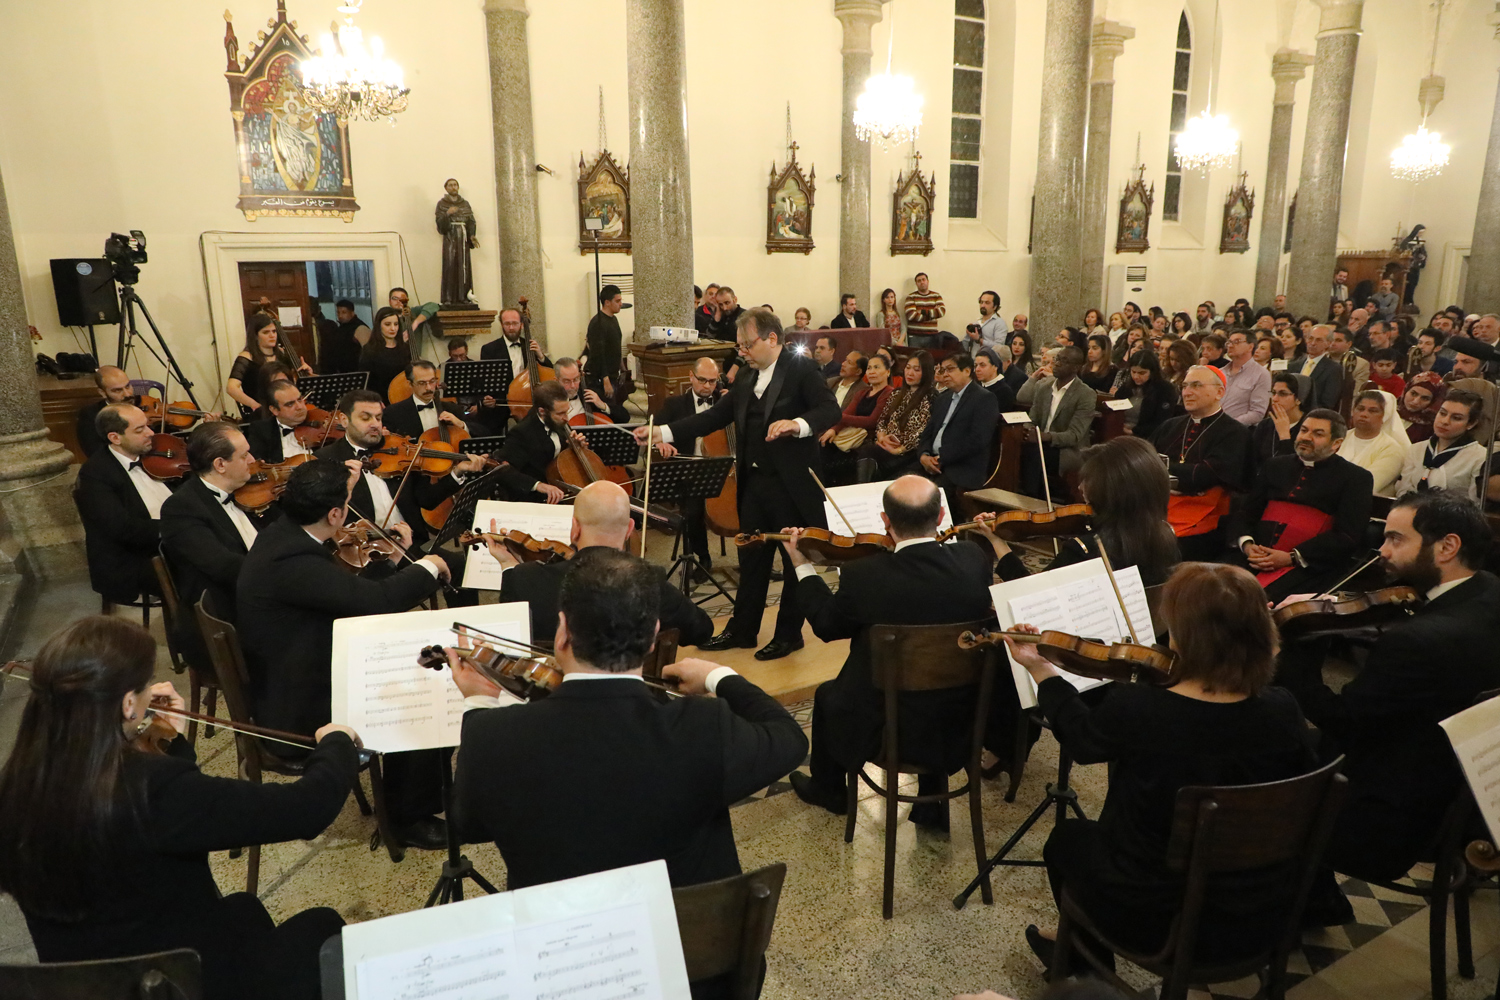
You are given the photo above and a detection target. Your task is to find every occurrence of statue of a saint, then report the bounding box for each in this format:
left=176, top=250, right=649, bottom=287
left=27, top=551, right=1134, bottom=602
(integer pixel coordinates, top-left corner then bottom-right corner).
left=436, top=178, right=479, bottom=309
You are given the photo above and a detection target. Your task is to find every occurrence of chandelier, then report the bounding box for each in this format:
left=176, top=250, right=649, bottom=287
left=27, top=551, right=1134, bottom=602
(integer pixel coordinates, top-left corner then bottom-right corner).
left=1391, top=126, right=1450, bottom=182
left=852, top=1, right=923, bottom=148
left=1173, top=0, right=1237, bottom=173
left=299, top=2, right=409, bottom=125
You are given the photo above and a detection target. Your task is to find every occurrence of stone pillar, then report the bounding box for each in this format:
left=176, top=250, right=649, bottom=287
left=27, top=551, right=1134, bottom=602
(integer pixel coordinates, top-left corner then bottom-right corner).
left=483, top=0, right=548, bottom=348
left=1252, top=51, right=1314, bottom=309
left=0, top=163, right=81, bottom=587
left=626, top=0, right=694, bottom=339
left=835, top=0, right=882, bottom=312
left=1463, top=10, right=1500, bottom=313
left=1080, top=19, right=1134, bottom=315
left=1029, top=0, right=1094, bottom=342
left=1285, top=0, right=1364, bottom=320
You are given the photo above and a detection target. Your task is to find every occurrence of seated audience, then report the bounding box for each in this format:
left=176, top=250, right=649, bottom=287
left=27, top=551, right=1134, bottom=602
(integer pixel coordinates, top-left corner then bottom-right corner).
left=918, top=352, right=1000, bottom=516
left=1150, top=365, right=1250, bottom=561
left=1220, top=330, right=1271, bottom=426
left=1277, top=324, right=1306, bottom=364
left=857, top=352, right=935, bottom=482
left=1367, top=349, right=1406, bottom=396
left=1002, top=331, right=1039, bottom=391
left=1408, top=328, right=1454, bottom=377
left=789, top=307, right=815, bottom=335
left=75, top=365, right=134, bottom=458
left=1016, top=347, right=1095, bottom=499
left=1447, top=335, right=1498, bottom=382
left=1251, top=372, right=1306, bottom=470
left=829, top=294, right=869, bottom=331
left=1398, top=372, right=1446, bottom=442
left=1395, top=388, right=1487, bottom=501
left=76, top=403, right=171, bottom=605
left=1111, top=350, right=1177, bottom=441
left=1197, top=333, right=1228, bottom=369
left=1252, top=334, right=1283, bottom=367
left=811, top=334, right=841, bottom=379
left=972, top=347, right=1017, bottom=411
left=1290, top=325, right=1341, bottom=410
left=820, top=353, right=893, bottom=483
left=828, top=350, right=867, bottom=408
left=1337, top=390, right=1407, bottom=495
left=1161, top=340, right=1197, bottom=396
left=1327, top=328, right=1370, bottom=389
left=1079, top=334, right=1117, bottom=391
left=1111, top=324, right=1148, bottom=366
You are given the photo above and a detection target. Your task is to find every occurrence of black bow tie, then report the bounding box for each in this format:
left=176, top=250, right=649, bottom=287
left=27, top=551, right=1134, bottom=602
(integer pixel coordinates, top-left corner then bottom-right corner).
left=414, top=402, right=435, bottom=412
left=281, top=425, right=296, bottom=436
left=217, top=491, right=235, bottom=506
left=128, top=459, right=144, bottom=473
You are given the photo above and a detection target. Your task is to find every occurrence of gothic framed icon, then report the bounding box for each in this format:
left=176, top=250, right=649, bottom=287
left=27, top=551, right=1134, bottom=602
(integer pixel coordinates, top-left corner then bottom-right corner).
left=766, top=144, right=815, bottom=254
left=1115, top=166, right=1153, bottom=254
left=577, top=150, right=631, bottom=254
left=1219, top=173, right=1255, bottom=254
left=1284, top=191, right=1298, bottom=254
left=890, top=155, right=935, bottom=256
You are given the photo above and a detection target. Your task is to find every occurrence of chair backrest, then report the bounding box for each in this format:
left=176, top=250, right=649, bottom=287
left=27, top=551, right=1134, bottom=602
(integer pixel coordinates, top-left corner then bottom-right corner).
left=672, top=863, right=787, bottom=1000
left=642, top=628, right=681, bottom=681
left=193, top=596, right=260, bottom=759
left=151, top=554, right=184, bottom=663
left=129, top=379, right=166, bottom=403
left=0, top=948, right=202, bottom=1000
left=868, top=619, right=992, bottom=694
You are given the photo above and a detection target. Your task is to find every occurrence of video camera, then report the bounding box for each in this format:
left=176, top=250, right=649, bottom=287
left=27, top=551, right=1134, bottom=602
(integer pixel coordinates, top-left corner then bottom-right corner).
left=103, top=230, right=147, bottom=283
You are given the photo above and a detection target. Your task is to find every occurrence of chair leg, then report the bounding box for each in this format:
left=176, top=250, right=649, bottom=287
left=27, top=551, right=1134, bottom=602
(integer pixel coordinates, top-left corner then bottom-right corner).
left=1050, top=909, right=1075, bottom=984
left=204, top=686, right=218, bottom=740
left=1430, top=867, right=1450, bottom=1000
left=1455, top=873, right=1474, bottom=979
left=187, top=670, right=201, bottom=744
left=352, top=772, right=373, bottom=816
left=843, top=771, right=858, bottom=844
left=247, top=844, right=260, bottom=896
left=142, top=601, right=150, bottom=628
left=968, top=765, right=992, bottom=906
left=882, top=766, right=897, bottom=920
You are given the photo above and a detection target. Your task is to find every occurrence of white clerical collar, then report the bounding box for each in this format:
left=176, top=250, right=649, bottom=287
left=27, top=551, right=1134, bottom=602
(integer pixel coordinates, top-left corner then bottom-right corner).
left=982, top=375, right=1001, bottom=387
left=1426, top=575, right=1474, bottom=603
left=894, top=537, right=937, bottom=552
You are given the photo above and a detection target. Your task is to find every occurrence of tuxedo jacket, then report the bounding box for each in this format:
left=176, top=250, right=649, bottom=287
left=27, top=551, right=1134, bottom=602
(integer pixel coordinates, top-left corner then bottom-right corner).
left=918, top=382, right=1001, bottom=490
left=381, top=396, right=466, bottom=440
left=236, top=516, right=442, bottom=737
left=497, top=546, right=713, bottom=648
left=490, top=412, right=564, bottom=501
left=452, top=674, right=807, bottom=889
left=658, top=388, right=725, bottom=454
left=75, top=399, right=107, bottom=457
left=75, top=446, right=165, bottom=602
left=315, top=437, right=463, bottom=543
left=241, top=417, right=297, bottom=465
left=664, top=350, right=841, bottom=525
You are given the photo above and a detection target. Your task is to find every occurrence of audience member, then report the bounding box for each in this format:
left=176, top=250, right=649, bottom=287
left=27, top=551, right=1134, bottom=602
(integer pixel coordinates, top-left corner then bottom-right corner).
left=1017, top=347, right=1095, bottom=499
left=1370, top=277, right=1400, bottom=320
left=708, top=286, right=744, bottom=341
left=695, top=282, right=720, bottom=334
left=789, top=308, right=815, bottom=335
left=973, top=347, right=1017, bottom=411
left=1252, top=372, right=1306, bottom=470
left=1367, top=349, right=1406, bottom=396
left=1150, top=365, right=1250, bottom=560
left=1339, top=390, right=1407, bottom=495
left=1396, top=388, right=1486, bottom=501
left=876, top=288, right=903, bottom=343
left=1111, top=350, right=1177, bottom=440
left=918, top=352, right=1000, bottom=515
left=857, top=352, right=935, bottom=482
left=967, top=290, right=1005, bottom=356
left=1447, top=336, right=1497, bottom=382
left=903, top=272, right=946, bottom=345
left=1220, top=330, right=1271, bottom=426
left=1197, top=333, right=1227, bottom=368
left=813, top=334, right=841, bottom=379
left=827, top=349, right=866, bottom=407
left=1398, top=372, right=1446, bottom=443
left=1002, top=331, right=1038, bottom=392
left=1408, top=329, right=1454, bottom=377
left=1289, top=324, right=1341, bottom=410
left=1079, top=334, right=1116, bottom=391
left=829, top=294, right=868, bottom=330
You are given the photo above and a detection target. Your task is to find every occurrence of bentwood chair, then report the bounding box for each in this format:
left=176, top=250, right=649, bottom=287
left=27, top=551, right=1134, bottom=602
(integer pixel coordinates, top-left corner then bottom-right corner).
left=151, top=553, right=220, bottom=744
left=674, top=863, right=788, bottom=1000
left=0, top=948, right=201, bottom=1000
left=641, top=627, right=681, bottom=701
left=73, top=483, right=158, bottom=628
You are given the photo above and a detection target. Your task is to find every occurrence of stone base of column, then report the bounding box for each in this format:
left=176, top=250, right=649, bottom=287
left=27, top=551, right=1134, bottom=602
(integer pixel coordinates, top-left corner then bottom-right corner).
left=0, top=430, right=84, bottom=583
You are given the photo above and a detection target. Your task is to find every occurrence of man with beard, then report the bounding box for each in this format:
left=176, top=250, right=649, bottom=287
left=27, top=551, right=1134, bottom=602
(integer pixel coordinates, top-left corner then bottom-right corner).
left=480, top=307, right=549, bottom=418
left=653, top=357, right=726, bottom=572
left=491, top=381, right=584, bottom=505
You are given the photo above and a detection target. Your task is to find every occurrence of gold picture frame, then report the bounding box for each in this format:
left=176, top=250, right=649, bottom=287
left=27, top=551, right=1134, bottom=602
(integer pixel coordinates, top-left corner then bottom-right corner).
left=766, top=143, right=815, bottom=254
left=890, top=155, right=935, bottom=257
left=1115, top=165, right=1153, bottom=254
left=577, top=150, right=631, bottom=254
left=1219, top=173, right=1255, bottom=254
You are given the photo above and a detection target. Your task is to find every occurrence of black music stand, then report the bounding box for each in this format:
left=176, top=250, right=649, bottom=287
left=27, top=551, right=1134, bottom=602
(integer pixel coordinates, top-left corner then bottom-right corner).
left=573, top=423, right=643, bottom=466
left=296, top=371, right=368, bottom=410
left=425, top=747, right=498, bottom=907
left=645, top=456, right=736, bottom=603
left=430, top=466, right=514, bottom=550
left=458, top=435, right=506, bottom=456
left=442, top=359, right=513, bottom=401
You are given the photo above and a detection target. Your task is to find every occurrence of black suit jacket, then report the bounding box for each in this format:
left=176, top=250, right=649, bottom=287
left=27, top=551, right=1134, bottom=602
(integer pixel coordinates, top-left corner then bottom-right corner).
left=453, top=674, right=806, bottom=889
left=828, top=312, right=869, bottom=329
left=75, top=446, right=164, bottom=601
left=800, top=540, right=997, bottom=772
left=1295, top=354, right=1343, bottom=411
left=658, top=388, right=724, bottom=454
left=664, top=350, right=841, bottom=525
left=236, top=516, right=443, bottom=737
left=76, top=399, right=107, bottom=457
left=160, top=477, right=271, bottom=663
left=1150, top=412, right=1251, bottom=494
left=918, top=382, right=1001, bottom=490
left=314, top=437, right=463, bottom=542
left=980, top=378, right=1019, bottom=413
left=498, top=547, right=713, bottom=648
left=381, top=396, right=465, bottom=440
left=489, top=412, right=564, bottom=501
left=242, top=417, right=295, bottom=465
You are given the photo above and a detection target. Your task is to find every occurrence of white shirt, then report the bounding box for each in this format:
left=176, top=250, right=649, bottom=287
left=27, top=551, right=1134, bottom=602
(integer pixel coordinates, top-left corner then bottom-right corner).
left=660, top=353, right=810, bottom=445
left=411, top=398, right=441, bottom=433
left=691, top=393, right=714, bottom=456
left=1427, top=575, right=1474, bottom=603
left=1337, top=432, right=1407, bottom=495
left=111, top=446, right=173, bottom=520
left=277, top=422, right=310, bottom=458
left=502, top=337, right=526, bottom=374
left=1046, top=378, right=1073, bottom=432
left=1396, top=437, right=1487, bottom=501
left=346, top=444, right=406, bottom=527
left=203, top=481, right=260, bottom=550
left=833, top=380, right=857, bottom=408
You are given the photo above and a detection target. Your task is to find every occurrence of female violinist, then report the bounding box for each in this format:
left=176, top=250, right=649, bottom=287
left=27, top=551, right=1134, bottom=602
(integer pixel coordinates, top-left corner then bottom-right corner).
left=227, top=314, right=312, bottom=418
left=1001, top=563, right=1318, bottom=977
left=0, top=616, right=361, bottom=1000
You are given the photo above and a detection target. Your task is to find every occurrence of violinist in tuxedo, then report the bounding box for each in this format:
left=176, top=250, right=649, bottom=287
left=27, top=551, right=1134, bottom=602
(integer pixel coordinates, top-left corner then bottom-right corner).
left=381, top=360, right=474, bottom=439
left=75, top=403, right=174, bottom=605
left=74, top=365, right=134, bottom=458
left=490, top=381, right=586, bottom=505
left=555, top=356, right=629, bottom=424
left=636, top=308, right=842, bottom=661
left=653, top=356, right=726, bottom=571
left=241, top=379, right=317, bottom=464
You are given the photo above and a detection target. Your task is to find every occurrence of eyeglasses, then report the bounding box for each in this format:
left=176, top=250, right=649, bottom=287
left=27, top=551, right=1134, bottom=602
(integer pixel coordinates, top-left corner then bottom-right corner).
left=1270, top=389, right=1297, bottom=399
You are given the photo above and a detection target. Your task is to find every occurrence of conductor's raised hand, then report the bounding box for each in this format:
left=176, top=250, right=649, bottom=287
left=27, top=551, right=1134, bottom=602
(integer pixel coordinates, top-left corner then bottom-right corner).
left=779, top=526, right=809, bottom=568
left=662, top=657, right=726, bottom=697
left=766, top=419, right=802, bottom=440
left=444, top=646, right=502, bottom=699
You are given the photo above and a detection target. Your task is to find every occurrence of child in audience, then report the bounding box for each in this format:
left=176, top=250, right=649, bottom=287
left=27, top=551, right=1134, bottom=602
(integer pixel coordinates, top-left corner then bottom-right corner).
left=1367, top=349, right=1406, bottom=397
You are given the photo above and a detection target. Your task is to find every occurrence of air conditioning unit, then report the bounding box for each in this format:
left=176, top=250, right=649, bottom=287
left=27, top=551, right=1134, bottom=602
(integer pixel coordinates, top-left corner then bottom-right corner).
left=1104, top=264, right=1148, bottom=319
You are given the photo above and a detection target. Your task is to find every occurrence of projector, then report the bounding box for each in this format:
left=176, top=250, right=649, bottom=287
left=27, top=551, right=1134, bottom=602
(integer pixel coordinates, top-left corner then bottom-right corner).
left=649, top=326, right=698, bottom=343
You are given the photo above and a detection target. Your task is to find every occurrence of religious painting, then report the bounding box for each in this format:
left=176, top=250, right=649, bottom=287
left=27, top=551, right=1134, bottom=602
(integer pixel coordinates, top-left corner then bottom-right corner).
left=1284, top=191, right=1298, bottom=254
left=577, top=150, right=631, bottom=254
left=223, top=3, right=359, bottom=222
left=1219, top=173, right=1255, bottom=254
left=766, top=144, right=815, bottom=254
left=890, top=155, right=935, bottom=257
left=1115, top=166, right=1153, bottom=254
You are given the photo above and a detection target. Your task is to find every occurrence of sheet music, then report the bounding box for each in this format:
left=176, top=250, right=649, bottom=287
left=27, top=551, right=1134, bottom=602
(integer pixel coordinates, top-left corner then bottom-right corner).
left=331, top=602, right=530, bottom=753
left=1441, top=695, right=1500, bottom=843
left=462, top=500, right=576, bottom=591
left=356, top=929, right=515, bottom=1000
left=821, top=481, right=953, bottom=536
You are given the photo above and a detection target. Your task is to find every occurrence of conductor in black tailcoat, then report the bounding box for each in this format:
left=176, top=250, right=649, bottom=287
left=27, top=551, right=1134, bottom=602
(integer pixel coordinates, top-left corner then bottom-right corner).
left=637, top=308, right=842, bottom=661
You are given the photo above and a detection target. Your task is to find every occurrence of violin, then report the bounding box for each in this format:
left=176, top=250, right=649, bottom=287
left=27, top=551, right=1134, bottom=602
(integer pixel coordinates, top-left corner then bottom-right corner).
left=331, top=518, right=405, bottom=573
left=142, top=432, right=191, bottom=481
left=297, top=405, right=345, bottom=448
left=417, top=413, right=488, bottom=530
left=957, top=628, right=1179, bottom=686
left=360, top=433, right=491, bottom=478
left=939, top=504, right=1094, bottom=543
left=233, top=454, right=312, bottom=513
left=735, top=528, right=893, bottom=564
left=457, top=529, right=574, bottom=564
left=416, top=640, right=563, bottom=702
left=1272, top=586, right=1422, bottom=639
left=137, top=396, right=215, bottom=430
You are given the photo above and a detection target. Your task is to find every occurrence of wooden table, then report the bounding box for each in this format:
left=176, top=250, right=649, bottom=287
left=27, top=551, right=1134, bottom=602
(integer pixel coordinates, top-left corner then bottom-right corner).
left=37, top=372, right=98, bottom=463
left=628, top=340, right=737, bottom=416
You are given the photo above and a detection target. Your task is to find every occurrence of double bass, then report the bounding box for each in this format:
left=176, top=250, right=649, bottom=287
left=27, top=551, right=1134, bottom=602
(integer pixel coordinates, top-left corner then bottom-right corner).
left=506, top=298, right=554, bottom=420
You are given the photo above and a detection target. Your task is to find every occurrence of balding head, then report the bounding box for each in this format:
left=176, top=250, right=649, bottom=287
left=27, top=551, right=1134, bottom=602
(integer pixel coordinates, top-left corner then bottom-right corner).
left=571, top=481, right=634, bottom=549
left=881, top=475, right=943, bottom=541
left=1304, top=325, right=1330, bottom=357
left=93, top=365, right=133, bottom=403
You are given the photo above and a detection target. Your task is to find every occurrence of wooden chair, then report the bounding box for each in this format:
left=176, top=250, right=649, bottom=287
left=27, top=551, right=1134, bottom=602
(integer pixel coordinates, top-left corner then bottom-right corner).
left=151, top=554, right=220, bottom=744
left=0, top=948, right=201, bottom=1000
left=673, top=862, right=788, bottom=1000
left=70, top=483, right=157, bottom=627
left=1051, top=756, right=1348, bottom=1000
left=641, top=628, right=681, bottom=701
left=844, top=619, right=997, bottom=919
left=193, top=596, right=391, bottom=890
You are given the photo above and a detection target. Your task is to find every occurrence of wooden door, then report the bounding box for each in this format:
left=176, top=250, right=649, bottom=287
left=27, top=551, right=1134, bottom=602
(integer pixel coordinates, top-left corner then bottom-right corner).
left=238, top=262, right=315, bottom=368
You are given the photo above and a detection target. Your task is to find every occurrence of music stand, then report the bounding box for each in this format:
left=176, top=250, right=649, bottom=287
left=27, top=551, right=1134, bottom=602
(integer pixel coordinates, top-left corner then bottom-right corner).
left=430, top=466, right=514, bottom=549
left=442, top=359, right=513, bottom=400
left=644, top=456, right=736, bottom=603
left=458, top=435, right=506, bottom=456
left=426, top=747, right=498, bottom=907
left=573, top=423, right=643, bottom=466
left=296, top=371, right=368, bottom=410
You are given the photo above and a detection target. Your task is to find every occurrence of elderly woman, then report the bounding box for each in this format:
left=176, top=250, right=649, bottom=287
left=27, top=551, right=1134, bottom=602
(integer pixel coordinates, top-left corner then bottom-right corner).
left=1339, top=390, right=1409, bottom=495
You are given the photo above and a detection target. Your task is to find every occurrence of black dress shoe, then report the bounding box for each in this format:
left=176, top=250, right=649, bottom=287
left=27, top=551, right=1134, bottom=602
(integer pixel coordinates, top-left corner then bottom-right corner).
left=1025, top=924, right=1096, bottom=976
left=698, top=630, right=758, bottom=652
left=394, top=817, right=449, bottom=851
left=754, top=637, right=804, bottom=660
left=789, top=771, right=847, bottom=815
left=909, top=802, right=949, bottom=832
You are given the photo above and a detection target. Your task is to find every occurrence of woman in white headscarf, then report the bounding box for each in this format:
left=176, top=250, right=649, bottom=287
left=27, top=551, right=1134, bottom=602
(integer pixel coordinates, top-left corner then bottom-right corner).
left=1338, top=389, right=1409, bottom=496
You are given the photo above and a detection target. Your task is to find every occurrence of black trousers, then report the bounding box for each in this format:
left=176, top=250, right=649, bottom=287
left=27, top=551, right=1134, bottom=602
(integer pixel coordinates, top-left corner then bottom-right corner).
left=680, top=498, right=712, bottom=566
left=731, top=468, right=807, bottom=643
left=1019, top=442, right=1062, bottom=501
left=217, top=892, right=343, bottom=1000
left=382, top=748, right=447, bottom=826
left=1175, top=526, right=1225, bottom=563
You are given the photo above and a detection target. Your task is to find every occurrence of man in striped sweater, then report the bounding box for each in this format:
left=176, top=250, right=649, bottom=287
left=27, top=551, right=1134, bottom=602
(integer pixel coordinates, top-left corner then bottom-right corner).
left=903, top=272, right=946, bottom=347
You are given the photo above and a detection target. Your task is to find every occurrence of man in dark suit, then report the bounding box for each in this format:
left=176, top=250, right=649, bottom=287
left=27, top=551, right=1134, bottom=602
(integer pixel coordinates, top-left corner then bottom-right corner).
left=637, top=307, right=842, bottom=660
left=75, top=403, right=174, bottom=604
left=653, top=356, right=725, bottom=571
left=784, top=476, right=997, bottom=830
left=160, top=422, right=269, bottom=666
left=381, top=359, right=477, bottom=439
left=75, top=365, right=134, bottom=458
left=478, top=308, right=548, bottom=419
left=554, top=356, right=629, bottom=424
left=494, top=481, right=712, bottom=647
left=918, top=352, right=1000, bottom=516
left=811, top=333, right=842, bottom=380
left=827, top=295, right=869, bottom=332
left=490, top=381, right=582, bottom=505
left=449, top=547, right=807, bottom=889
left=1291, top=324, right=1343, bottom=411
left=241, top=379, right=317, bottom=464
left=237, top=458, right=453, bottom=850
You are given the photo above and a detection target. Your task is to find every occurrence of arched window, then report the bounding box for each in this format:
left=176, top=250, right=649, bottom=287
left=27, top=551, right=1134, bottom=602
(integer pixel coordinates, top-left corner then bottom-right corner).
left=949, top=0, right=986, bottom=219
left=1164, top=11, right=1190, bottom=222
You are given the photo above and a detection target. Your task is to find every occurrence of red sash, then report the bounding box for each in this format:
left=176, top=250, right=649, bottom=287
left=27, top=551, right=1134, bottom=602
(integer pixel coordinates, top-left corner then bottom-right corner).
left=1167, top=487, right=1230, bottom=538
left=1254, top=500, right=1334, bottom=587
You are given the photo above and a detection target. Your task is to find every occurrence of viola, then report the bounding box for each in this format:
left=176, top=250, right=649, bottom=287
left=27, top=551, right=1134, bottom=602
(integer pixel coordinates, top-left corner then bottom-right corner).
left=137, top=396, right=214, bottom=430
left=957, top=628, right=1179, bottom=686
left=142, top=432, right=191, bottom=481
left=233, top=454, right=311, bottom=513
left=1272, top=586, right=1422, bottom=639
left=331, top=518, right=405, bottom=573
left=296, top=405, right=345, bottom=448
left=418, top=416, right=480, bottom=530
left=701, top=425, right=739, bottom=537
left=939, top=504, right=1094, bottom=543
left=735, top=527, right=893, bottom=564
left=506, top=298, right=555, bottom=420
left=416, top=641, right=562, bottom=702
left=457, top=529, right=574, bottom=564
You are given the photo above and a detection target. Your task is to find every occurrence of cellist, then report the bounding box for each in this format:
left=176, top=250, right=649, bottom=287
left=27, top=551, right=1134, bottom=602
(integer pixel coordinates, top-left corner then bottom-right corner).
left=490, top=381, right=585, bottom=504
left=555, top=356, right=629, bottom=424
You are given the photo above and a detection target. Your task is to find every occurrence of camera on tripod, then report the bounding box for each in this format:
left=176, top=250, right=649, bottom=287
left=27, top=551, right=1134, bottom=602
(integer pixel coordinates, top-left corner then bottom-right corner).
left=103, top=230, right=147, bottom=284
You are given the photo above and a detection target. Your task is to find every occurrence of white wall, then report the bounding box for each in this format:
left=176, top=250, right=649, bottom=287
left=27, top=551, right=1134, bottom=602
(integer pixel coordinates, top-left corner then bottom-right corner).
left=1, top=0, right=1495, bottom=411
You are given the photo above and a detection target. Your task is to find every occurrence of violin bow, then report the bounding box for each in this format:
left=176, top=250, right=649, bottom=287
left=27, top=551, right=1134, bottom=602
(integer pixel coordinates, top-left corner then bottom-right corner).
left=1094, top=534, right=1142, bottom=646
left=639, top=416, right=654, bottom=558
left=1035, top=422, right=1060, bottom=556
left=810, top=469, right=858, bottom=536
left=1324, top=552, right=1383, bottom=597
left=451, top=622, right=551, bottom=658
left=316, top=406, right=340, bottom=450
left=381, top=440, right=422, bottom=531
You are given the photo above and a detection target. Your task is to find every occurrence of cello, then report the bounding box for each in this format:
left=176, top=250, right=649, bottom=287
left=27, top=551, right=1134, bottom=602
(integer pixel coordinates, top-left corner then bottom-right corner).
left=701, top=425, right=739, bottom=536
left=506, top=298, right=554, bottom=420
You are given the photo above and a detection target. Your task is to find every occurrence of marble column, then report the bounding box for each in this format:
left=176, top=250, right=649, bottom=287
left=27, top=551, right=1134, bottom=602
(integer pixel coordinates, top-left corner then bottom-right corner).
left=1285, top=0, right=1363, bottom=320
left=835, top=0, right=882, bottom=311
left=1463, top=12, right=1500, bottom=312
left=1080, top=19, right=1134, bottom=315
left=483, top=0, right=548, bottom=348
left=0, top=163, right=81, bottom=588
left=627, top=0, right=694, bottom=338
left=1252, top=51, right=1314, bottom=309
left=1029, top=0, right=1094, bottom=342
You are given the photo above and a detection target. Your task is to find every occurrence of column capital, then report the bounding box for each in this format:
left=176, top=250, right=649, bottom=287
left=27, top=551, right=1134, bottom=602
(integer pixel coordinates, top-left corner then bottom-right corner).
left=1270, top=49, right=1314, bottom=104
left=1313, top=0, right=1364, bottom=38
left=1090, top=19, right=1135, bottom=84
left=834, top=0, right=884, bottom=54
left=483, top=0, right=529, bottom=15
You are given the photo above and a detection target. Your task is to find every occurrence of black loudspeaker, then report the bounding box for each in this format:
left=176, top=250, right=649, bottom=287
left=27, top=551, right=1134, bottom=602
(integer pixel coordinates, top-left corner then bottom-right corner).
left=50, top=259, right=120, bottom=327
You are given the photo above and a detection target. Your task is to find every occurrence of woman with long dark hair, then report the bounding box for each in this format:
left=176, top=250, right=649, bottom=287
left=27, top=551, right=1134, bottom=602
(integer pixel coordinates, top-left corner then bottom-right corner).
left=857, top=351, right=934, bottom=481
left=1079, top=333, right=1117, bottom=392
left=358, top=305, right=412, bottom=403
left=228, top=314, right=307, bottom=417
left=0, top=616, right=359, bottom=1000
left=1002, top=330, right=1038, bottom=392
left=1111, top=350, right=1178, bottom=440
left=877, top=287, right=903, bottom=343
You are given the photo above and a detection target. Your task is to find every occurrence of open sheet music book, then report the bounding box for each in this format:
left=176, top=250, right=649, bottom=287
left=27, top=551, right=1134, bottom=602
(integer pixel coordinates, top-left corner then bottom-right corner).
left=989, top=558, right=1154, bottom=709
left=341, top=860, right=691, bottom=1000
left=1440, top=695, right=1500, bottom=844
left=330, top=602, right=530, bottom=753
left=460, top=499, right=576, bottom=591
left=820, top=481, right=953, bottom=536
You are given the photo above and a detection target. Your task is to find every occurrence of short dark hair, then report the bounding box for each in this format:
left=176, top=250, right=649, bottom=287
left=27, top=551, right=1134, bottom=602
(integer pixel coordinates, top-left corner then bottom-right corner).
left=187, top=421, right=242, bottom=473
left=980, top=290, right=1000, bottom=309
left=448, top=337, right=470, bottom=354
left=1201, top=333, right=1226, bottom=353
left=335, top=298, right=356, bottom=312
left=388, top=286, right=409, bottom=297
left=946, top=351, right=974, bottom=372
left=599, top=283, right=622, bottom=304
left=882, top=480, right=942, bottom=536
left=848, top=353, right=868, bottom=376
left=1372, top=348, right=1402, bottom=363
left=739, top=307, right=781, bottom=342
left=409, top=359, right=438, bottom=378
left=337, top=388, right=383, bottom=415
left=1443, top=387, right=1484, bottom=424
left=1302, top=407, right=1347, bottom=440
left=534, top=380, right=568, bottom=412
left=267, top=379, right=300, bottom=407
left=95, top=403, right=133, bottom=440
left=558, top=548, right=662, bottom=672
left=1419, top=327, right=1446, bottom=346
left=693, top=285, right=702, bottom=298
left=914, top=272, right=928, bottom=280
left=280, top=458, right=353, bottom=526
left=816, top=334, right=837, bottom=351
left=839, top=293, right=855, bottom=307
left=1158, top=563, right=1277, bottom=695
left=1271, top=371, right=1300, bottom=395
left=1391, top=489, right=1493, bottom=570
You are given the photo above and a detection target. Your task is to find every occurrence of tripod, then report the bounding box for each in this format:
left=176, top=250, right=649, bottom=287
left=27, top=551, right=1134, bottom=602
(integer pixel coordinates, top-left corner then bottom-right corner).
left=116, top=280, right=200, bottom=409
left=423, top=748, right=498, bottom=907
